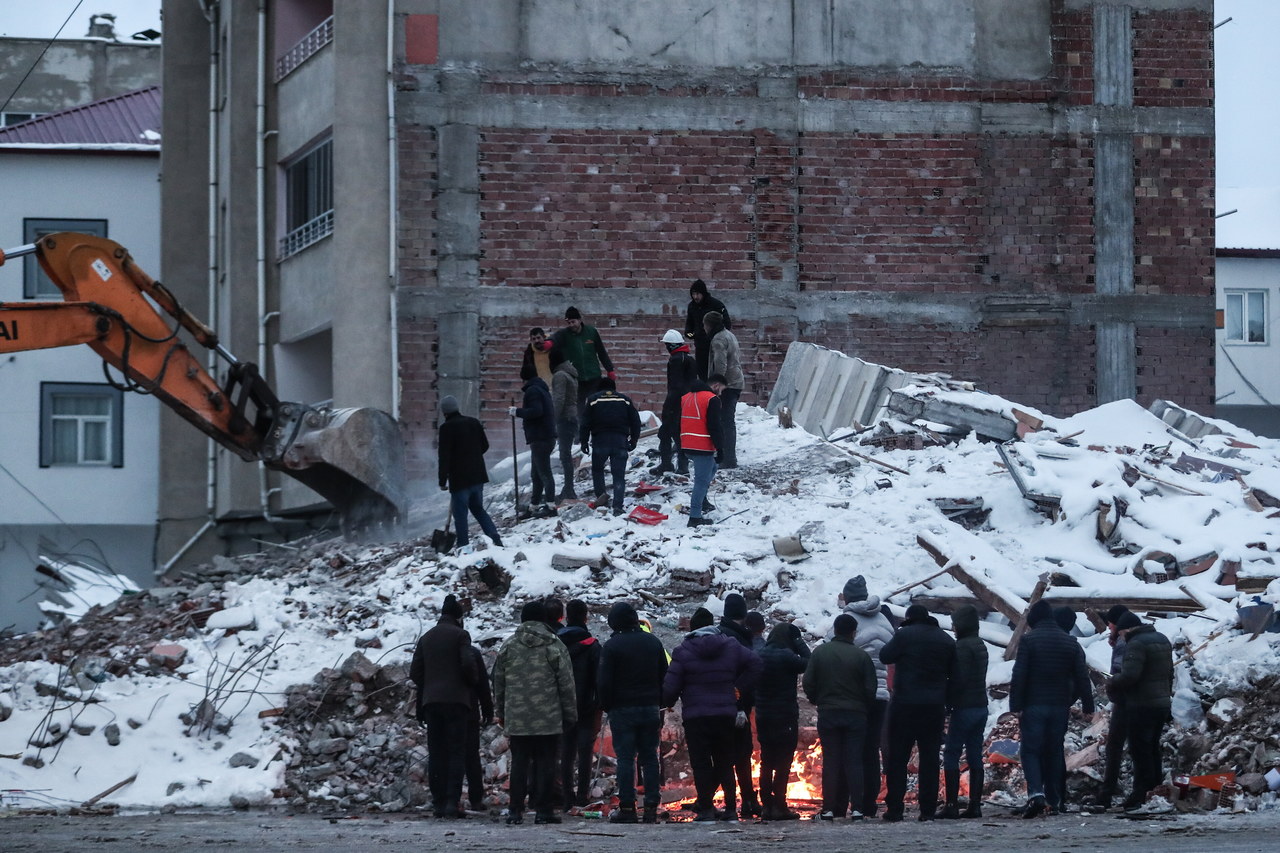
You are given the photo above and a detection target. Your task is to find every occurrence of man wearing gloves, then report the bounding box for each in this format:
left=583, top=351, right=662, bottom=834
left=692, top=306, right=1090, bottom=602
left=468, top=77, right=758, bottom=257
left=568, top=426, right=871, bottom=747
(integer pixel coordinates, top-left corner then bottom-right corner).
left=651, top=329, right=698, bottom=477
left=552, top=306, right=615, bottom=417
left=578, top=378, right=641, bottom=516
left=511, top=354, right=559, bottom=518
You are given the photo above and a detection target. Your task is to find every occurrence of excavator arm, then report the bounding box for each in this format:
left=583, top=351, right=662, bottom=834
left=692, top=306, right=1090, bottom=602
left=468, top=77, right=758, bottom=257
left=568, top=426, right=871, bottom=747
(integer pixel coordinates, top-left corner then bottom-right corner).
left=0, top=233, right=406, bottom=535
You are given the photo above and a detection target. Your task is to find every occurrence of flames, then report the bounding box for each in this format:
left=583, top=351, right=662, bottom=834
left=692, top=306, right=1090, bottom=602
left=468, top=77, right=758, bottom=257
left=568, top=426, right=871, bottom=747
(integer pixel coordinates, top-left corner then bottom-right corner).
left=750, top=739, right=824, bottom=803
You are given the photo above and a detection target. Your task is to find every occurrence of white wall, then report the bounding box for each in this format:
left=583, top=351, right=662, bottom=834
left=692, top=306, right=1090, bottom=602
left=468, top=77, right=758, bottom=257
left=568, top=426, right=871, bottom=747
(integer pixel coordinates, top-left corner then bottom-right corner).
left=1215, top=256, right=1280, bottom=408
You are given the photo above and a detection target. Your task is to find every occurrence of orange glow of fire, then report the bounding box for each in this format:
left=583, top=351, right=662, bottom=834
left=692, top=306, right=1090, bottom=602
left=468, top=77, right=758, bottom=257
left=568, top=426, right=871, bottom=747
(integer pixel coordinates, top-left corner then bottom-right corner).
left=750, top=740, right=824, bottom=803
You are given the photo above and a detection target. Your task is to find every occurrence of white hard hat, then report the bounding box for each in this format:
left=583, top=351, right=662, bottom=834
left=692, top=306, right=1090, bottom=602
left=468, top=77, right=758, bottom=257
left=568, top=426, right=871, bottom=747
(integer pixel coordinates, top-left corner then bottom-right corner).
left=661, top=329, right=683, bottom=345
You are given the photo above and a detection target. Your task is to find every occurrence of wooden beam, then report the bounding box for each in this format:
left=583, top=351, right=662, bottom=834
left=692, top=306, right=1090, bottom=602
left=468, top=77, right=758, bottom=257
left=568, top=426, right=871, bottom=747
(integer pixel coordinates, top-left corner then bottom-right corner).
left=1004, top=572, right=1051, bottom=661
left=910, top=592, right=1209, bottom=615
left=916, top=533, right=1026, bottom=622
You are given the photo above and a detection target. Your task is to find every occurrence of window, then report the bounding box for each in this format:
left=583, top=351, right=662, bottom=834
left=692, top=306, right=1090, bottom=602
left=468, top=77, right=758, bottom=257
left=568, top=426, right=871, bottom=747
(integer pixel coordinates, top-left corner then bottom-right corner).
left=24, top=218, right=108, bottom=298
left=1224, top=289, right=1267, bottom=344
left=40, top=383, right=124, bottom=467
left=1, top=111, right=41, bottom=126
left=280, top=138, right=333, bottom=258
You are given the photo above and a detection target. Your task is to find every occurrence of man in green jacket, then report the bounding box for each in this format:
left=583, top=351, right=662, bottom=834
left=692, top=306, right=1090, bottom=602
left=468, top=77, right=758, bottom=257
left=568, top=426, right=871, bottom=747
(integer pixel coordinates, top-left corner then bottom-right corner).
left=552, top=306, right=616, bottom=418
left=1108, top=612, right=1173, bottom=811
left=803, top=614, right=877, bottom=821
left=493, top=600, right=578, bottom=824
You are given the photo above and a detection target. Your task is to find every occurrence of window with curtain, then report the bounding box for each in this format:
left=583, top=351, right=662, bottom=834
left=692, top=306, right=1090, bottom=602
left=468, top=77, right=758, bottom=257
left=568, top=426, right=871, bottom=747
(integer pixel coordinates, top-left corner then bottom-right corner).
left=40, top=383, right=124, bottom=467
left=1224, top=289, right=1267, bottom=344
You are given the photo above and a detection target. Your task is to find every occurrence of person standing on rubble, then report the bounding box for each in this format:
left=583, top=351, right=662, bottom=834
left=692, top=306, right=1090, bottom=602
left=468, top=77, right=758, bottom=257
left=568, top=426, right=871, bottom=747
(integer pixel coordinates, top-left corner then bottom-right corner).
left=578, top=377, right=642, bottom=516
left=805, top=613, right=878, bottom=821
left=704, top=312, right=743, bottom=469
left=941, top=604, right=988, bottom=819
left=520, top=327, right=555, bottom=386
left=878, top=603, right=956, bottom=822
left=1108, top=611, right=1173, bottom=811
left=685, top=278, right=731, bottom=380
left=839, top=575, right=896, bottom=819
left=1086, top=604, right=1133, bottom=812
left=756, top=620, right=811, bottom=820
left=438, top=395, right=503, bottom=549
left=410, top=594, right=478, bottom=819
left=681, top=377, right=724, bottom=528
left=1010, top=599, right=1094, bottom=818
left=557, top=600, right=602, bottom=811
left=598, top=601, right=670, bottom=824
left=493, top=600, right=578, bottom=825
left=464, top=643, right=494, bottom=813
left=651, top=329, right=698, bottom=477
left=720, top=593, right=763, bottom=819
left=552, top=307, right=616, bottom=418
left=663, top=606, right=762, bottom=822
left=551, top=354, right=580, bottom=502
left=1051, top=605, right=1086, bottom=813
left=512, top=355, right=559, bottom=519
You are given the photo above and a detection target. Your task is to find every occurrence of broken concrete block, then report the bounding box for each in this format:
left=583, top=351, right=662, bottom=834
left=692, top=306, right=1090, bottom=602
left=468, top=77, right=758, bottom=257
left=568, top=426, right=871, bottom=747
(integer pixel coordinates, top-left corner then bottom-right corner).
left=104, top=723, right=121, bottom=746
left=551, top=550, right=607, bottom=572
left=1207, top=697, right=1245, bottom=727
left=1238, top=772, right=1268, bottom=795
left=339, top=652, right=379, bottom=684
left=148, top=643, right=188, bottom=670
left=205, top=606, right=256, bottom=631
left=229, top=752, right=259, bottom=768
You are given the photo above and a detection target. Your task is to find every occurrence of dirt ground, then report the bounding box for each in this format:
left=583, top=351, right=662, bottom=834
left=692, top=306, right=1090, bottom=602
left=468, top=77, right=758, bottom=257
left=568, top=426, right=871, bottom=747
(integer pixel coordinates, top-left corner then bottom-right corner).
left=2, top=808, right=1279, bottom=853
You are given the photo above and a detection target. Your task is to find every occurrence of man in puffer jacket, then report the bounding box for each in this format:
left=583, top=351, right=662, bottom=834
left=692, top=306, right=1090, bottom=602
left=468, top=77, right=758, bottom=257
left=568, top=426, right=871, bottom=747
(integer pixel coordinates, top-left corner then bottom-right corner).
left=493, top=600, right=578, bottom=824
left=556, top=600, right=601, bottom=810
left=756, top=622, right=811, bottom=820
left=512, top=360, right=558, bottom=518
left=879, top=604, right=955, bottom=821
left=941, top=604, right=988, bottom=819
left=1010, top=599, right=1093, bottom=818
left=1108, top=612, right=1173, bottom=810
left=663, top=607, right=762, bottom=822
left=839, top=575, right=896, bottom=818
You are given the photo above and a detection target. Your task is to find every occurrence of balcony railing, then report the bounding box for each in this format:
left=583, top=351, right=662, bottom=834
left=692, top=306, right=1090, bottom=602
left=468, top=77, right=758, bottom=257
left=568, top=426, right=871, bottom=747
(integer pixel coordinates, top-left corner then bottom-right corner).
left=279, top=210, right=333, bottom=259
left=276, top=16, right=333, bottom=82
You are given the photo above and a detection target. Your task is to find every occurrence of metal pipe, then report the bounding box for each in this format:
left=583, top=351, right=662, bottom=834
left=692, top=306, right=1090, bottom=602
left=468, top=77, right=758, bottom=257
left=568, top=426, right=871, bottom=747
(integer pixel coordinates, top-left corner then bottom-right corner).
left=0, top=243, right=37, bottom=260
left=256, top=0, right=283, bottom=525
left=204, top=0, right=221, bottom=535
left=386, top=0, right=400, bottom=419
left=160, top=520, right=217, bottom=575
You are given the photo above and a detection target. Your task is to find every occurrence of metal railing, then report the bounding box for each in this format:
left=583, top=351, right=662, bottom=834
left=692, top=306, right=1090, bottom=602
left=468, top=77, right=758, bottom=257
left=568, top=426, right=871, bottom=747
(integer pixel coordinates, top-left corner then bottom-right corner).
left=279, top=210, right=333, bottom=259
left=275, top=16, right=334, bottom=81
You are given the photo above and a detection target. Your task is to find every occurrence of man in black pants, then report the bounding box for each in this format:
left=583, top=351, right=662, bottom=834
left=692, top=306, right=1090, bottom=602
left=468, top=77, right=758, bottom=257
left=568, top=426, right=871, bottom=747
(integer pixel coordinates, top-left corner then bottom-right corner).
left=557, top=600, right=601, bottom=810
left=579, top=378, right=641, bottom=516
left=464, top=643, right=493, bottom=812
left=719, top=593, right=762, bottom=818
left=1108, top=612, right=1173, bottom=811
left=1087, top=604, right=1132, bottom=812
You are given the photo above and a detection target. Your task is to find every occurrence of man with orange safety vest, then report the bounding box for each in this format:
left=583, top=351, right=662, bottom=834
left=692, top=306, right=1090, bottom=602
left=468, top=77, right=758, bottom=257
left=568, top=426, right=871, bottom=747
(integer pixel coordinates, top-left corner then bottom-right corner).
left=680, top=376, right=726, bottom=528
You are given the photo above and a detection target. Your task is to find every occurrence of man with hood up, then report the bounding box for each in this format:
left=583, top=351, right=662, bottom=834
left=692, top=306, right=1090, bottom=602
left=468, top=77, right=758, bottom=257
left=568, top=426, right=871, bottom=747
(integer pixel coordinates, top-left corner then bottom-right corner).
left=1010, top=599, right=1094, bottom=818
left=839, top=575, right=896, bottom=818
left=941, top=604, right=988, bottom=819
left=492, top=600, right=578, bottom=824
left=704, top=312, right=744, bottom=469
left=663, top=606, right=762, bottom=822
left=410, top=594, right=478, bottom=819
left=1086, top=604, right=1133, bottom=812
left=511, top=354, right=559, bottom=518
left=685, top=278, right=731, bottom=380
left=557, top=600, right=601, bottom=811
left=755, top=621, right=810, bottom=820
left=719, top=593, right=761, bottom=818
left=550, top=355, right=580, bottom=502
left=879, top=603, right=956, bottom=822
left=651, top=329, right=698, bottom=477
left=598, top=601, right=670, bottom=824
left=1108, top=611, right=1173, bottom=811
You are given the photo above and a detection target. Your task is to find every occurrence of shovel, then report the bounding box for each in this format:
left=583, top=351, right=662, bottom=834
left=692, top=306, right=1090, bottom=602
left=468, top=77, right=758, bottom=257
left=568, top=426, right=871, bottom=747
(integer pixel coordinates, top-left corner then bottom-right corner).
left=430, top=513, right=455, bottom=553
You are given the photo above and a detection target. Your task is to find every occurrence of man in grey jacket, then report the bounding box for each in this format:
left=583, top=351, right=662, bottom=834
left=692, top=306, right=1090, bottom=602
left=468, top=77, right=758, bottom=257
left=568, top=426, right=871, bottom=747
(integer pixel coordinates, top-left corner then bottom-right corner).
left=704, top=311, right=743, bottom=468
left=839, top=575, right=895, bottom=818
left=550, top=357, right=579, bottom=502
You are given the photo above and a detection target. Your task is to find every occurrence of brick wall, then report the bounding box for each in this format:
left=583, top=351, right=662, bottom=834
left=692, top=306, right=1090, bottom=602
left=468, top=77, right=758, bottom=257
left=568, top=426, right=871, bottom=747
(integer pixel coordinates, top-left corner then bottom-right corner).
left=1136, top=326, right=1214, bottom=408
left=1132, top=9, right=1214, bottom=109
left=1133, top=134, right=1215, bottom=297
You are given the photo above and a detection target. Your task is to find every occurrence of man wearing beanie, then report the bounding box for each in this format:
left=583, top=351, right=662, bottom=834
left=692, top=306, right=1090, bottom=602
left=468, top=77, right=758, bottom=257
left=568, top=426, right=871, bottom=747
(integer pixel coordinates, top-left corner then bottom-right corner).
left=756, top=621, right=811, bottom=820
left=556, top=600, right=601, bottom=811
left=578, top=377, right=642, bottom=516
left=719, top=593, right=762, bottom=818
left=552, top=307, right=615, bottom=418
left=598, top=602, right=670, bottom=823
left=492, top=600, right=578, bottom=824
left=685, top=279, right=732, bottom=380
left=1086, top=604, right=1133, bottom=812
left=942, top=604, right=988, bottom=819
left=410, top=594, right=478, bottom=818
left=839, top=575, right=896, bottom=818
left=437, top=395, right=503, bottom=550
left=805, top=613, right=877, bottom=820
left=1108, top=612, right=1173, bottom=811
left=664, top=604, right=762, bottom=821
left=1010, top=599, right=1094, bottom=818
left=879, top=604, right=956, bottom=821
left=651, top=329, right=698, bottom=477
left=703, top=311, right=744, bottom=468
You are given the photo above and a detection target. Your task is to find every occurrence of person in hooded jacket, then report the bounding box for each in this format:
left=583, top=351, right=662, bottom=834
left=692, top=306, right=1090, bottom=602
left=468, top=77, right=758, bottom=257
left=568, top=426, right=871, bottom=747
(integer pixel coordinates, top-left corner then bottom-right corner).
left=651, top=329, right=698, bottom=477
left=557, top=600, right=602, bottom=810
left=1010, top=599, right=1094, bottom=818
left=409, top=594, right=478, bottom=818
left=704, top=312, right=744, bottom=469
left=1086, top=604, right=1132, bottom=812
left=941, top=604, right=988, bottom=819
left=879, top=603, right=956, bottom=822
left=551, top=356, right=581, bottom=502
left=464, top=644, right=494, bottom=813
left=719, top=593, right=761, bottom=818
left=685, top=278, right=731, bottom=380
left=598, top=602, right=670, bottom=824
left=1050, top=605, right=1085, bottom=813
left=512, top=357, right=558, bottom=518
left=839, top=575, right=896, bottom=818
left=1108, top=611, right=1173, bottom=810
left=755, top=622, right=811, bottom=820
left=437, top=396, right=503, bottom=549
left=492, top=600, right=578, bottom=825
left=663, top=606, right=762, bottom=822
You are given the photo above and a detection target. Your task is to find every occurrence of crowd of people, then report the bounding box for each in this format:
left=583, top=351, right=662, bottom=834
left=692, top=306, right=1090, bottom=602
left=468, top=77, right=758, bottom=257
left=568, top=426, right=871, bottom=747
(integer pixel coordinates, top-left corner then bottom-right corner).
left=409, top=578, right=1175, bottom=825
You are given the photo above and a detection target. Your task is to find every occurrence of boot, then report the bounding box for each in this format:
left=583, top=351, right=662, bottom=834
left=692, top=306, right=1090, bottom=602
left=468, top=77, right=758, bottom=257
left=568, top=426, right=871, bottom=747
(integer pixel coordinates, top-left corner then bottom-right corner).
left=941, top=767, right=961, bottom=819
left=641, top=805, right=660, bottom=824
left=649, top=455, right=675, bottom=476
left=962, top=767, right=984, bottom=818
left=609, top=805, right=638, bottom=824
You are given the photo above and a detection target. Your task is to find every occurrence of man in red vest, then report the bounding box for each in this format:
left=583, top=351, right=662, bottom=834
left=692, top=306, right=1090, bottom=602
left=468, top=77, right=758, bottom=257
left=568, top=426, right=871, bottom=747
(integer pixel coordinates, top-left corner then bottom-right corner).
left=680, top=376, right=725, bottom=528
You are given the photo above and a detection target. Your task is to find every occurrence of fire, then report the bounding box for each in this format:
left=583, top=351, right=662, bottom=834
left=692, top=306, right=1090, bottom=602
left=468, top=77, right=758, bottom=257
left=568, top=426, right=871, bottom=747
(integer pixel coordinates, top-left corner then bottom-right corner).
left=749, top=739, right=824, bottom=804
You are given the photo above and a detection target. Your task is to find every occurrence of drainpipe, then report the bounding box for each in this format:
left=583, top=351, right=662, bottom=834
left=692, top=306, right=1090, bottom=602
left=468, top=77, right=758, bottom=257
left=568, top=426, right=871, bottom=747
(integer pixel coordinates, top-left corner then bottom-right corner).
left=256, top=0, right=283, bottom=522
left=387, top=0, right=400, bottom=419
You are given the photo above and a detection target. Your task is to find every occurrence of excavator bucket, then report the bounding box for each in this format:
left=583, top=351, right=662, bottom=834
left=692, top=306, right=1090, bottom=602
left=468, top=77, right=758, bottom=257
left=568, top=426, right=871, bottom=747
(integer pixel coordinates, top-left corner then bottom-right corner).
left=264, top=405, right=408, bottom=537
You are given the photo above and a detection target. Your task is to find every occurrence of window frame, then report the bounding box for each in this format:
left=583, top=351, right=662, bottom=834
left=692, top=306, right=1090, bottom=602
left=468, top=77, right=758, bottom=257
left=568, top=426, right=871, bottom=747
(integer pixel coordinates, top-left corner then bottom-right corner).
left=1224, top=288, right=1268, bottom=345
left=280, top=137, right=333, bottom=258
left=23, top=218, right=108, bottom=299
left=39, top=382, right=125, bottom=468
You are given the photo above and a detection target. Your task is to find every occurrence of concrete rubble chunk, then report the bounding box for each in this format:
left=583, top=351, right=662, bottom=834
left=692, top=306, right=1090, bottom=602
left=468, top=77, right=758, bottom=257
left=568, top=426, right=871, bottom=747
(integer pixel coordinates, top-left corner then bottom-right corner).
left=103, top=723, right=121, bottom=746
left=229, top=751, right=259, bottom=768
left=339, top=652, right=379, bottom=684
left=148, top=643, right=188, bottom=669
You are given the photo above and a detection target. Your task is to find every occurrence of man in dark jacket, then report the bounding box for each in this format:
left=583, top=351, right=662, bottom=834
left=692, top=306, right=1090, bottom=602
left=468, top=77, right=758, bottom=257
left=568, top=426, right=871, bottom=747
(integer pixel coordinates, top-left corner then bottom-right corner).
left=1087, top=603, right=1132, bottom=812
left=651, top=329, right=698, bottom=477
left=719, top=594, right=761, bottom=818
left=557, top=600, right=601, bottom=810
left=804, top=614, right=878, bottom=821
left=685, top=278, right=731, bottom=380
left=464, top=644, right=494, bottom=812
left=1108, top=612, right=1173, bottom=810
left=756, top=622, right=810, bottom=820
left=704, top=313, right=743, bottom=469
left=941, top=604, right=988, bottom=819
left=553, top=306, right=615, bottom=417
left=512, top=359, right=559, bottom=518
left=409, top=594, right=478, bottom=818
left=579, top=378, right=642, bottom=516
left=437, top=396, right=503, bottom=549
left=599, top=602, right=670, bottom=824
left=879, top=604, right=956, bottom=821
left=680, top=378, right=724, bottom=527
left=1010, top=599, right=1094, bottom=818
left=663, top=606, right=762, bottom=822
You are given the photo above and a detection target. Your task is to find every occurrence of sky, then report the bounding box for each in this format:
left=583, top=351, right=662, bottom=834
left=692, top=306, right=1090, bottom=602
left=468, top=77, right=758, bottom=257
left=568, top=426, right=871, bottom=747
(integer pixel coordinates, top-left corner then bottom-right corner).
left=1216, top=0, right=1280, bottom=189
left=0, top=0, right=162, bottom=42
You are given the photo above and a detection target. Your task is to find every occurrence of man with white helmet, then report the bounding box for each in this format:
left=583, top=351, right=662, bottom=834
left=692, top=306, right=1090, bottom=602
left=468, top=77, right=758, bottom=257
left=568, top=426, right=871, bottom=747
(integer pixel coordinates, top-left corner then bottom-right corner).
left=652, top=329, right=698, bottom=477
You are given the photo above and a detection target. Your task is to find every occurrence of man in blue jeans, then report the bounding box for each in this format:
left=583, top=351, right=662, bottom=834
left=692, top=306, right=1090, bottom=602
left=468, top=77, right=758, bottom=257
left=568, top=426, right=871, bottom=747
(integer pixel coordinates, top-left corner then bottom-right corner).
left=942, top=604, right=988, bottom=819
left=578, top=378, right=641, bottom=516
left=680, top=377, right=725, bottom=528
left=598, top=602, right=669, bottom=823
left=437, top=395, right=503, bottom=549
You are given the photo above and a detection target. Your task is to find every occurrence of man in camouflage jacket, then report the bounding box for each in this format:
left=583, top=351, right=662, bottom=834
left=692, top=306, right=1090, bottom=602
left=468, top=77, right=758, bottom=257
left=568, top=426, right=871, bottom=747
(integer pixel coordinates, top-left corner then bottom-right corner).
left=493, top=600, right=578, bottom=824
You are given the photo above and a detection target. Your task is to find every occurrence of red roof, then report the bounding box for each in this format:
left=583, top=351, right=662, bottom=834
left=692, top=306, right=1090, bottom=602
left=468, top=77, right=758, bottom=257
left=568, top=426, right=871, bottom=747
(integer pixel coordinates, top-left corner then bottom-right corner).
left=0, top=87, right=160, bottom=147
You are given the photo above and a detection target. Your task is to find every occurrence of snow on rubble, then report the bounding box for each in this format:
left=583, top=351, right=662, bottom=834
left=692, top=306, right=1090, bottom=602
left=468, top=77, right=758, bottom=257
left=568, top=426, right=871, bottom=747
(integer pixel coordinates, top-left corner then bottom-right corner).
left=2, top=370, right=1280, bottom=815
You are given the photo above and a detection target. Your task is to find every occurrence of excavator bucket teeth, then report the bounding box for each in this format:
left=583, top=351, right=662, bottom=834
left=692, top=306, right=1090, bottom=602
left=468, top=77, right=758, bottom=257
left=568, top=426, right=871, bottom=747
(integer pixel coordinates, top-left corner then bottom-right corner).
left=269, top=406, right=408, bottom=536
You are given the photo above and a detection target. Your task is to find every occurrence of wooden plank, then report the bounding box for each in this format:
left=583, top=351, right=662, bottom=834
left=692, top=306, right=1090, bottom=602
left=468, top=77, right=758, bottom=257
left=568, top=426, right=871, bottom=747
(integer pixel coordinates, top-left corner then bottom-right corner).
left=884, top=566, right=952, bottom=600
left=910, top=592, right=1208, bottom=615
left=916, top=534, right=1025, bottom=623
left=81, top=773, right=137, bottom=807
left=1003, top=573, right=1052, bottom=661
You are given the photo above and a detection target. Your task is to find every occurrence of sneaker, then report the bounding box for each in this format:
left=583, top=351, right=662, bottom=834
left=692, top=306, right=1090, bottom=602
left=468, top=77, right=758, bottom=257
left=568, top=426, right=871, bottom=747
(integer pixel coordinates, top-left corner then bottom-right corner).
left=693, top=809, right=719, bottom=822
left=718, top=809, right=738, bottom=822
left=649, top=462, right=675, bottom=476
left=702, top=499, right=716, bottom=513
left=612, top=507, right=624, bottom=517
left=534, top=504, right=557, bottom=518
left=881, top=811, right=904, bottom=823
left=687, top=517, right=714, bottom=528
left=505, top=814, right=523, bottom=825
left=940, top=804, right=960, bottom=820
left=849, top=811, right=865, bottom=822
left=818, top=810, right=836, bottom=821
left=1022, top=796, right=1047, bottom=819
left=609, top=807, right=638, bottom=824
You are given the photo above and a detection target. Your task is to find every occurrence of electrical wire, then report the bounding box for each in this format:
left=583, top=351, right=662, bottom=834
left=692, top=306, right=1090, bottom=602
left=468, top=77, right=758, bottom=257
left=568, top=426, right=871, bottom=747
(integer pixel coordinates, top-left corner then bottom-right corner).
left=1217, top=342, right=1279, bottom=409
left=0, top=0, right=86, bottom=116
